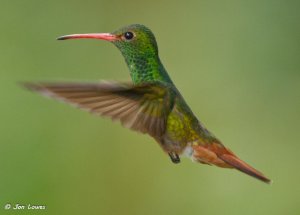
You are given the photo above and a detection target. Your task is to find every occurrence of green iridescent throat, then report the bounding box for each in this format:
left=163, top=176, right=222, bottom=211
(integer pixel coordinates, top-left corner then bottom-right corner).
left=111, top=24, right=173, bottom=85
left=125, top=55, right=172, bottom=85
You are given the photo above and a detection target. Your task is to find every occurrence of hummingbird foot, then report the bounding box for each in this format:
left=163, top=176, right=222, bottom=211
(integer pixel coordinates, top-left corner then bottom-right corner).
left=168, top=152, right=180, bottom=164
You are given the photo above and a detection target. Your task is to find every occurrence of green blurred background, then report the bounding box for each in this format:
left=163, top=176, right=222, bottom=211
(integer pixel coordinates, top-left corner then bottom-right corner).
left=1, top=0, right=299, bottom=214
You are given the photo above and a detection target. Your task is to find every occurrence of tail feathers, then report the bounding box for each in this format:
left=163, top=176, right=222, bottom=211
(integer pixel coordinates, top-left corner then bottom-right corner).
left=219, top=154, right=271, bottom=184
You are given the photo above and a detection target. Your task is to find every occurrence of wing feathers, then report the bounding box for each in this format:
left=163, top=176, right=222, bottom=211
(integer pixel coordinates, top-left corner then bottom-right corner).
left=23, top=81, right=173, bottom=137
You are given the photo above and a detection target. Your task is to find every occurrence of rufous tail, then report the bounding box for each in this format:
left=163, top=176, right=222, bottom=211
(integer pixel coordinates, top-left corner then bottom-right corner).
left=193, top=143, right=271, bottom=183
left=218, top=153, right=271, bottom=184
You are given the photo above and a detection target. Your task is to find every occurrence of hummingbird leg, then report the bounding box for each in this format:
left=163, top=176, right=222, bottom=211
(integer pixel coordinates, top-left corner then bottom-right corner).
left=168, top=152, right=180, bottom=164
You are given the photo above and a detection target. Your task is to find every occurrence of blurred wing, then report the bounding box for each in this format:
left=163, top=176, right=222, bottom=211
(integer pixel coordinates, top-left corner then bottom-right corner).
left=23, top=81, right=174, bottom=137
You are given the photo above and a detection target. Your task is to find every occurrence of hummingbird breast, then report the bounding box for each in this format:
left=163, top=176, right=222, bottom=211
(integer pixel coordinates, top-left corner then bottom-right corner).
left=159, top=101, right=201, bottom=155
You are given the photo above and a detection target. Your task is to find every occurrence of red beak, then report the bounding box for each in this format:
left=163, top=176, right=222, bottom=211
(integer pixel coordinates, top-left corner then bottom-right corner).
left=57, top=33, right=118, bottom=41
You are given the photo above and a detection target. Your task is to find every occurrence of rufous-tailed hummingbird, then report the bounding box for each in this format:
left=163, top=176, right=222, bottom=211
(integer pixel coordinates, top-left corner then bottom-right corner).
left=24, top=24, right=271, bottom=183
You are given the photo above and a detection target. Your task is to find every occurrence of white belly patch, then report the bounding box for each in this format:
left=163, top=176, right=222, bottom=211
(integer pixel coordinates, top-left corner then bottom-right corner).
left=183, top=145, right=194, bottom=158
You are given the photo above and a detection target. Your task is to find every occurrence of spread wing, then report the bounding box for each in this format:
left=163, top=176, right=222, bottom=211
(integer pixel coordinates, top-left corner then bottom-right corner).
left=23, top=81, right=174, bottom=137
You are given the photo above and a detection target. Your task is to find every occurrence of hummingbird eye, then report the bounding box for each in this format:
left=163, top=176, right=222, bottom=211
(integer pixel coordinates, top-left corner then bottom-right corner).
left=124, top=31, right=134, bottom=40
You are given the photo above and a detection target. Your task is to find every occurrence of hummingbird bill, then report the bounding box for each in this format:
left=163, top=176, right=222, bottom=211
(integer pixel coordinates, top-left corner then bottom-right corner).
left=24, top=24, right=271, bottom=183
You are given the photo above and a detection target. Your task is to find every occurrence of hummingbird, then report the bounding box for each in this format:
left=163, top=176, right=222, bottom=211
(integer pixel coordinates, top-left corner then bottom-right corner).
left=24, top=24, right=271, bottom=183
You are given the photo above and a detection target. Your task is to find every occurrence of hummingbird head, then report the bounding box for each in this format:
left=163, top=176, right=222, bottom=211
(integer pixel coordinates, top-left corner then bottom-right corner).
left=58, top=24, right=158, bottom=58
left=111, top=24, right=159, bottom=57
left=58, top=24, right=170, bottom=84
